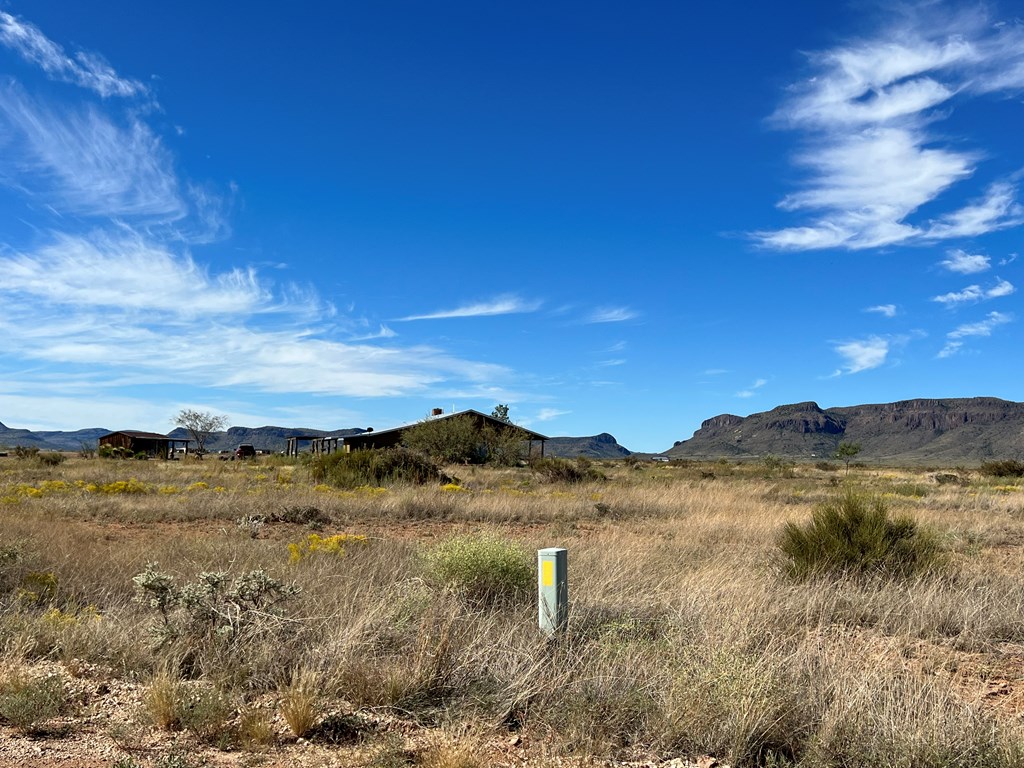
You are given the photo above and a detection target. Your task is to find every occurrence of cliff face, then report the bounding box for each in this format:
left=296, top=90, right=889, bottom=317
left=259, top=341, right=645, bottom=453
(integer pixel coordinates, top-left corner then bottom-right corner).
left=667, top=398, right=1024, bottom=464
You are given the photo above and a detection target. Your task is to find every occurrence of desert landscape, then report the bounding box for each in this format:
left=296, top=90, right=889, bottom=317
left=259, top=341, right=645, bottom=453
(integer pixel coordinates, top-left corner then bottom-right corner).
left=3, top=446, right=1024, bottom=767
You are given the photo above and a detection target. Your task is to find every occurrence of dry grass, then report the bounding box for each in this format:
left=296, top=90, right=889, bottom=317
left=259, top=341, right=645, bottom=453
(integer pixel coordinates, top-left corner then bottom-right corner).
left=3, top=455, right=1024, bottom=765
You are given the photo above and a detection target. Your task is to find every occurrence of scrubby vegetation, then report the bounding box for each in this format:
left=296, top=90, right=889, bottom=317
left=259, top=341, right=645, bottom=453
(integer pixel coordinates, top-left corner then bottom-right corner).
left=777, top=490, right=943, bottom=580
left=1, top=454, right=1024, bottom=766
left=308, top=446, right=447, bottom=488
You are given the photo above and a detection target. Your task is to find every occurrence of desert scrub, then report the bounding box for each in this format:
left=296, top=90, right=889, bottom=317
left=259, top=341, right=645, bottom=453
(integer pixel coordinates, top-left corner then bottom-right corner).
left=309, top=447, right=448, bottom=488
left=134, top=564, right=300, bottom=643
left=777, top=490, right=943, bottom=581
left=531, top=457, right=604, bottom=484
left=287, top=532, right=368, bottom=564
left=0, top=668, right=72, bottom=734
left=424, top=534, right=532, bottom=607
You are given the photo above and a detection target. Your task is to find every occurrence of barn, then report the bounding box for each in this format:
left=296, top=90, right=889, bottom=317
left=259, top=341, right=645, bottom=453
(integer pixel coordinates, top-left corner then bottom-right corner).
left=98, top=431, right=191, bottom=459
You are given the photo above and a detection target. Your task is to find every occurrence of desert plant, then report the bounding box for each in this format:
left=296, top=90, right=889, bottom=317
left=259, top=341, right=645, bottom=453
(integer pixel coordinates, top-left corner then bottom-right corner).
left=777, top=491, right=943, bottom=580
left=279, top=668, right=319, bottom=738
left=424, top=534, right=533, bottom=607
left=531, top=457, right=604, bottom=483
left=144, top=670, right=184, bottom=730
left=309, top=447, right=446, bottom=488
left=0, top=670, right=70, bottom=734
left=403, top=414, right=485, bottom=464
left=980, top=459, right=1024, bottom=478
left=179, top=686, right=236, bottom=748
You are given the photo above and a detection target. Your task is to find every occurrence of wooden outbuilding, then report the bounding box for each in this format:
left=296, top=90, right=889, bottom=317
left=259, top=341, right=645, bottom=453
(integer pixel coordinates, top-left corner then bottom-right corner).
left=98, top=431, right=191, bottom=459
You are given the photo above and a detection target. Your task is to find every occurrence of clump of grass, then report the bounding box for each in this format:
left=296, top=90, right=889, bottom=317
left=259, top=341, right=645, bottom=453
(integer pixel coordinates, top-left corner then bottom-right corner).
left=777, top=490, right=943, bottom=581
left=279, top=668, right=319, bottom=739
left=144, top=670, right=184, bottom=730
left=424, top=534, right=532, bottom=607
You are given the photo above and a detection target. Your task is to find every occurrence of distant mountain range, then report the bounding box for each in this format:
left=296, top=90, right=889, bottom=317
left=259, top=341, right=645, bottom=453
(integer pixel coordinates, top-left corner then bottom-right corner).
left=0, top=421, right=634, bottom=459
left=10, top=397, right=1020, bottom=464
left=667, top=397, right=1024, bottom=465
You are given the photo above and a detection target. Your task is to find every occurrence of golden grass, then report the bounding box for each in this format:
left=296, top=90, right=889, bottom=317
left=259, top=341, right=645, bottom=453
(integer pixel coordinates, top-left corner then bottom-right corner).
left=2, top=455, right=1024, bottom=764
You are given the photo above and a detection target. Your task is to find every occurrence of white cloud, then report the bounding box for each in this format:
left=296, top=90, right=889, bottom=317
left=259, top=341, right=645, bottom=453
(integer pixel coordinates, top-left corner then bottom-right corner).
left=735, top=378, right=767, bottom=398
left=0, top=86, right=184, bottom=219
left=598, top=359, right=626, bottom=367
left=0, top=231, right=510, bottom=398
left=0, top=11, right=148, bottom=98
left=3, top=231, right=271, bottom=317
left=754, top=10, right=1024, bottom=251
left=865, top=304, right=897, bottom=317
left=932, top=278, right=1014, bottom=306
left=938, top=310, right=1012, bottom=357
left=397, top=295, right=540, bottom=321
left=947, top=311, right=1012, bottom=339
left=536, top=408, right=570, bottom=422
left=587, top=306, right=637, bottom=323
left=924, top=182, right=1024, bottom=240
left=833, top=336, right=889, bottom=374
left=940, top=249, right=990, bottom=274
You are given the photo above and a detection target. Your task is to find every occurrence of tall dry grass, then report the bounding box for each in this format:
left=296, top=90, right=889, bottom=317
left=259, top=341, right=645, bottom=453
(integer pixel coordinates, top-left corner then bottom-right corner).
left=2, top=455, right=1024, bottom=764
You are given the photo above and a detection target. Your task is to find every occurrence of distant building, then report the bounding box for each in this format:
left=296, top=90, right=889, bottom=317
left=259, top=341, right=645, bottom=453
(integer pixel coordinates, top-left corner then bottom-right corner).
left=342, top=409, right=548, bottom=457
left=98, top=431, right=191, bottom=459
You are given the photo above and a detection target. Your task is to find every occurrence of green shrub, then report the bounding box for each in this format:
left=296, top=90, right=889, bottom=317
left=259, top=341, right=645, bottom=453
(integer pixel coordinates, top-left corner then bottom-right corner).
left=0, top=671, right=70, bottom=734
left=309, top=447, right=447, bottom=488
left=777, top=491, right=942, bottom=581
left=424, top=535, right=533, bottom=607
left=13, top=445, right=39, bottom=459
left=37, top=452, right=66, bottom=466
left=531, top=457, right=604, bottom=483
left=980, top=459, right=1024, bottom=478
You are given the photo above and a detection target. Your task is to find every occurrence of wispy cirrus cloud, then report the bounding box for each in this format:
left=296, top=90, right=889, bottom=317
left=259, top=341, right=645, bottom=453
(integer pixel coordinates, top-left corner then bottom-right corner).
left=536, top=408, right=570, bottom=422
left=0, top=11, right=148, bottom=98
left=0, top=85, right=184, bottom=220
left=865, top=304, right=897, bottom=318
left=0, top=227, right=511, bottom=401
left=832, top=336, right=889, bottom=375
left=932, top=278, right=1014, bottom=306
left=396, top=295, right=540, bottom=321
left=2, top=231, right=278, bottom=318
left=938, top=310, right=1013, bottom=357
left=940, top=248, right=990, bottom=274
left=735, top=378, right=768, bottom=398
left=586, top=306, right=638, bottom=323
left=754, top=8, right=1024, bottom=251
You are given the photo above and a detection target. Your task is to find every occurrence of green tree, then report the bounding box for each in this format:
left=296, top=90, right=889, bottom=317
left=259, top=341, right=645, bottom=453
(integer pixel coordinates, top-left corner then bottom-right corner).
left=173, top=409, right=228, bottom=457
left=403, top=414, right=529, bottom=466
left=835, top=441, right=862, bottom=475
left=403, top=415, right=483, bottom=464
left=491, top=403, right=511, bottom=423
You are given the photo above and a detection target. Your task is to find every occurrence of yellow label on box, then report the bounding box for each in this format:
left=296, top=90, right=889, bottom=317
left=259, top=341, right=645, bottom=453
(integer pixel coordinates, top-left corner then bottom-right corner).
left=541, top=560, right=554, bottom=587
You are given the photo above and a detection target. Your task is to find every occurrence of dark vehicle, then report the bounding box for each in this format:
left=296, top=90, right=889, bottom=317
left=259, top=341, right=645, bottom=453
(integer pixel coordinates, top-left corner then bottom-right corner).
left=234, top=444, right=257, bottom=460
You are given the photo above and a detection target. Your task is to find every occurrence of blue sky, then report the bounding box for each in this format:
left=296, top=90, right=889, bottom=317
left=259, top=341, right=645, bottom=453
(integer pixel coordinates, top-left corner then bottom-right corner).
left=0, top=1, right=1021, bottom=452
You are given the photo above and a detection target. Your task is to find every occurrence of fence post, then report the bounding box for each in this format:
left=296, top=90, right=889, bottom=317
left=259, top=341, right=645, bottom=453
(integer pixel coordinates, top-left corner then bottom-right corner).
left=537, top=547, right=568, bottom=635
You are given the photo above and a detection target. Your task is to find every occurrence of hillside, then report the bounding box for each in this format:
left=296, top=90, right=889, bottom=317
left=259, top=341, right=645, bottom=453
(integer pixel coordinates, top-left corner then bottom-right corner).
left=667, top=397, right=1024, bottom=464
left=543, top=433, right=632, bottom=459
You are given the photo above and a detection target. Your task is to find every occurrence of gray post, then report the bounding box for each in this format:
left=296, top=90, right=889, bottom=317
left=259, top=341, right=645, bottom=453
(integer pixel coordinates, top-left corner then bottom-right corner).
left=537, top=547, right=568, bottom=634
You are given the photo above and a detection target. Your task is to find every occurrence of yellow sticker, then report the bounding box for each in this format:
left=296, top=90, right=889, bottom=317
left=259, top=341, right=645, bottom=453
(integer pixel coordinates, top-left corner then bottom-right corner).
left=541, top=560, right=554, bottom=587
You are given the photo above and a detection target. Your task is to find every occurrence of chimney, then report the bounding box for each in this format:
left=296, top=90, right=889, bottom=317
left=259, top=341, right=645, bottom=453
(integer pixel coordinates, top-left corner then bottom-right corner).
left=431, top=408, right=443, bottom=417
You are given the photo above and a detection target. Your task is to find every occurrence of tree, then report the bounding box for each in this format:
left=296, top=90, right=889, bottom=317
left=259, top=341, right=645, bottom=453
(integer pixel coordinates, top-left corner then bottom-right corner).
left=491, top=404, right=511, bottom=423
left=403, top=413, right=528, bottom=466
left=834, top=441, right=862, bottom=475
left=173, top=409, right=228, bottom=457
